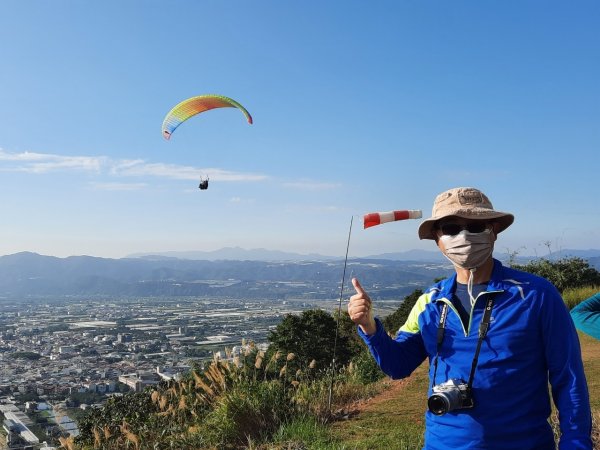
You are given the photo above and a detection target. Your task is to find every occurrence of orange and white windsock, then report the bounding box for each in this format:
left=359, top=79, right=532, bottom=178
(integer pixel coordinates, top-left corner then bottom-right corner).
left=363, top=210, right=422, bottom=229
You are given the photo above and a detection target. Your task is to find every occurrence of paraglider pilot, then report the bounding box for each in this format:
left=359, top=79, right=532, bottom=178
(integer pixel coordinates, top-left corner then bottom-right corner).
left=199, top=177, right=209, bottom=190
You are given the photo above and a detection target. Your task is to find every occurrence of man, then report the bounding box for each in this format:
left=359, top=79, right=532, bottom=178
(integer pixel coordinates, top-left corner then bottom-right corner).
left=348, top=187, right=592, bottom=449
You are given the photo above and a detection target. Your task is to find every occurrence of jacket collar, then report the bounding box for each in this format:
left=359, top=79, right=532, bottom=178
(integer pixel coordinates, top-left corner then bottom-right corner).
left=430, top=258, right=506, bottom=302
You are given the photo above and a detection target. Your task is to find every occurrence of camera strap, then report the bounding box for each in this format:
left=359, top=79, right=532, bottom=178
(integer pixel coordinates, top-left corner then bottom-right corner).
left=431, top=296, right=495, bottom=390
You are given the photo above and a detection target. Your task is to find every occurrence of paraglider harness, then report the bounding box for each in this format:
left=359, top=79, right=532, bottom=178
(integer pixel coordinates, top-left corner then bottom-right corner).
left=199, top=176, right=209, bottom=190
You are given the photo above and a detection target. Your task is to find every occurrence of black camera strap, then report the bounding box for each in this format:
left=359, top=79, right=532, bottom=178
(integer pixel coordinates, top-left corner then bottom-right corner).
left=431, top=296, right=495, bottom=390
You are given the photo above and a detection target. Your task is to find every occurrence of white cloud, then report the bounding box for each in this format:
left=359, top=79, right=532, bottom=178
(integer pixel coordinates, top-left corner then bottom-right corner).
left=0, top=149, right=104, bottom=173
left=111, top=161, right=200, bottom=180
left=112, top=161, right=267, bottom=182
left=89, top=182, right=148, bottom=191
left=0, top=150, right=50, bottom=161
left=0, top=149, right=267, bottom=182
left=229, top=196, right=255, bottom=204
left=282, top=179, right=342, bottom=190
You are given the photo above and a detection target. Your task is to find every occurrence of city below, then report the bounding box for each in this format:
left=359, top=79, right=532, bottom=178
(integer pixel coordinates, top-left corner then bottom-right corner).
left=0, top=295, right=345, bottom=449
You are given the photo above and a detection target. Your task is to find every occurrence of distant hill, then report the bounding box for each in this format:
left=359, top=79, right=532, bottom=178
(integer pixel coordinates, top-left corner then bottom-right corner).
left=127, top=247, right=339, bottom=261
left=127, top=247, right=600, bottom=263
left=1, top=250, right=598, bottom=300
left=0, top=252, right=453, bottom=300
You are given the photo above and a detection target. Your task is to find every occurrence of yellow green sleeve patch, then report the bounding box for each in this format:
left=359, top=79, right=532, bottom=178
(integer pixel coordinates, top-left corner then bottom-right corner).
left=398, top=292, right=434, bottom=334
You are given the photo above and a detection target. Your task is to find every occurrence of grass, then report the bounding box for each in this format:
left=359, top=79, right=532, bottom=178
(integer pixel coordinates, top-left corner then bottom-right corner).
left=563, top=286, right=600, bottom=310
left=327, top=367, right=427, bottom=449
left=259, top=416, right=338, bottom=449
left=580, top=332, right=600, bottom=411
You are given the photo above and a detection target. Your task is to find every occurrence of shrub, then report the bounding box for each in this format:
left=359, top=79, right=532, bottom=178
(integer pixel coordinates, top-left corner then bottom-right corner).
left=199, top=379, right=294, bottom=447
left=351, top=348, right=385, bottom=384
left=268, top=309, right=354, bottom=373
left=512, top=257, right=600, bottom=293
left=76, top=391, right=158, bottom=447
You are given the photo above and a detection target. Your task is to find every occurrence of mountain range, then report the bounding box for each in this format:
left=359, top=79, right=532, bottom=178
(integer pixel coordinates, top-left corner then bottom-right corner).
left=1, top=249, right=598, bottom=300
left=126, top=246, right=600, bottom=263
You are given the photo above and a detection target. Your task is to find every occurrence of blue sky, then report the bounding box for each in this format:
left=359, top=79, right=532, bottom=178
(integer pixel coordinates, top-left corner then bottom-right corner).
left=1, top=1, right=598, bottom=259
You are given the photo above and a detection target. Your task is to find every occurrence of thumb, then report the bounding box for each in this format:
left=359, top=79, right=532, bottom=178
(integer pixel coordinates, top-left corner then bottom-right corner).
left=352, top=277, right=365, bottom=295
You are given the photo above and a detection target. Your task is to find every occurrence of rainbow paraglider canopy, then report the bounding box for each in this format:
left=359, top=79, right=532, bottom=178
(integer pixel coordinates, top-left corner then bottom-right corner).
left=162, top=94, right=253, bottom=140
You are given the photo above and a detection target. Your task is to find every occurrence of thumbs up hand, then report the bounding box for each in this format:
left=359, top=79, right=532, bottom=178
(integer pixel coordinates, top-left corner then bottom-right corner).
left=348, top=277, right=377, bottom=335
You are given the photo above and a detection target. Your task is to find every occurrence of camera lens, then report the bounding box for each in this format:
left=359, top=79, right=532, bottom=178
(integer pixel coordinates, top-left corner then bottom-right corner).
left=428, top=394, right=450, bottom=416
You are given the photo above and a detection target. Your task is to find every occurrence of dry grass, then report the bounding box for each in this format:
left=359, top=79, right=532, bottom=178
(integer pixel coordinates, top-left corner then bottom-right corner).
left=563, top=286, right=600, bottom=310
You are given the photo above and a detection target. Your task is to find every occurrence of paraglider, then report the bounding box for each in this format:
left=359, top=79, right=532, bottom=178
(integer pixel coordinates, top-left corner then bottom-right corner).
left=162, top=94, right=253, bottom=140
left=363, top=210, right=423, bottom=229
left=198, top=176, right=209, bottom=190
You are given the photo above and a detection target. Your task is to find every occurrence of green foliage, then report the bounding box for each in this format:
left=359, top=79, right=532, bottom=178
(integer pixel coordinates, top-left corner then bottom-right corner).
left=75, top=391, right=158, bottom=446
left=333, top=309, right=367, bottom=358
left=45, top=323, right=70, bottom=333
left=383, top=289, right=423, bottom=334
left=9, top=351, right=42, bottom=360
left=268, top=309, right=353, bottom=372
left=200, top=379, right=294, bottom=447
left=71, top=344, right=381, bottom=450
left=16, top=392, right=40, bottom=402
left=351, top=349, right=385, bottom=384
left=68, top=391, right=106, bottom=407
left=511, top=257, right=600, bottom=293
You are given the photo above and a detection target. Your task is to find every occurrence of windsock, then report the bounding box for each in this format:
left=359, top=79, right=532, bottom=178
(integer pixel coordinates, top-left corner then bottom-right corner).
left=363, top=210, right=422, bottom=229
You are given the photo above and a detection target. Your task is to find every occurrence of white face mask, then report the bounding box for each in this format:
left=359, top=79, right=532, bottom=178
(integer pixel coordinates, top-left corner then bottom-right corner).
left=439, top=229, right=494, bottom=270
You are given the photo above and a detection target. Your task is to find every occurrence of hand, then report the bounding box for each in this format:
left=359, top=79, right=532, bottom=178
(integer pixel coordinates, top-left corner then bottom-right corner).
left=348, top=277, right=377, bottom=335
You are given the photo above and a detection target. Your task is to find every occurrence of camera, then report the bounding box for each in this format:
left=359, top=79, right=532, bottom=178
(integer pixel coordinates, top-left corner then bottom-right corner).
left=427, top=379, right=474, bottom=416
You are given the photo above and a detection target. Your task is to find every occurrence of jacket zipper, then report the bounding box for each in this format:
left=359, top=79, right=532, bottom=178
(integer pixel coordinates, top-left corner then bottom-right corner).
left=439, top=289, right=504, bottom=337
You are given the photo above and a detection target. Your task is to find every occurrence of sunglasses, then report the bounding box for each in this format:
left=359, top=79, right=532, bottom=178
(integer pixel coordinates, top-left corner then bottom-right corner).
left=438, top=222, right=489, bottom=236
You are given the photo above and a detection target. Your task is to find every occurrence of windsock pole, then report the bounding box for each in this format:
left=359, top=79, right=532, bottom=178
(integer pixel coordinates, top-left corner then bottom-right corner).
left=328, top=215, right=354, bottom=413
left=327, top=208, right=422, bottom=414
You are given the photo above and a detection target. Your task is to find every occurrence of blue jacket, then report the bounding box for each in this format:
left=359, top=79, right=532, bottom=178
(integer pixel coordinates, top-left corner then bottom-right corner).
left=359, top=259, right=592, bottom=450
left=570, top=293, right=600, bottom=340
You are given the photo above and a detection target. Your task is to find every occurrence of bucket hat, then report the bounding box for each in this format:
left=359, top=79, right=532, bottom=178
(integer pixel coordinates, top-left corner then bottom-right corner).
left=418, top=187, right=514, bottom=240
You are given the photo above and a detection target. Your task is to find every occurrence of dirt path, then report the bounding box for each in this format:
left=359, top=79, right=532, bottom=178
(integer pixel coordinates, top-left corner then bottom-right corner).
left=329, top=366, right=429, bottom=449
left=351, top=378, right=412, bottom=414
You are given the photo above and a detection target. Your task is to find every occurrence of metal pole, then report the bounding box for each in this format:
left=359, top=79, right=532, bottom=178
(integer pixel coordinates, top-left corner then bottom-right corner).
left=328, top=215, right=354, bottom=413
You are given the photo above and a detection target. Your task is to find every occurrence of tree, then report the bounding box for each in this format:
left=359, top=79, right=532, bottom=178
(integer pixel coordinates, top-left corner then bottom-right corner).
left=325, top=308, right=365, bottom=355
left=10, top=351, right=42, bottom=360
left=267, top=309, right=353, bottom=372
left=76, top=391, right=158, bottom=446
left=512, top=257, right=600, bottom=292
left=383, top=289, right=423, bottom=334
